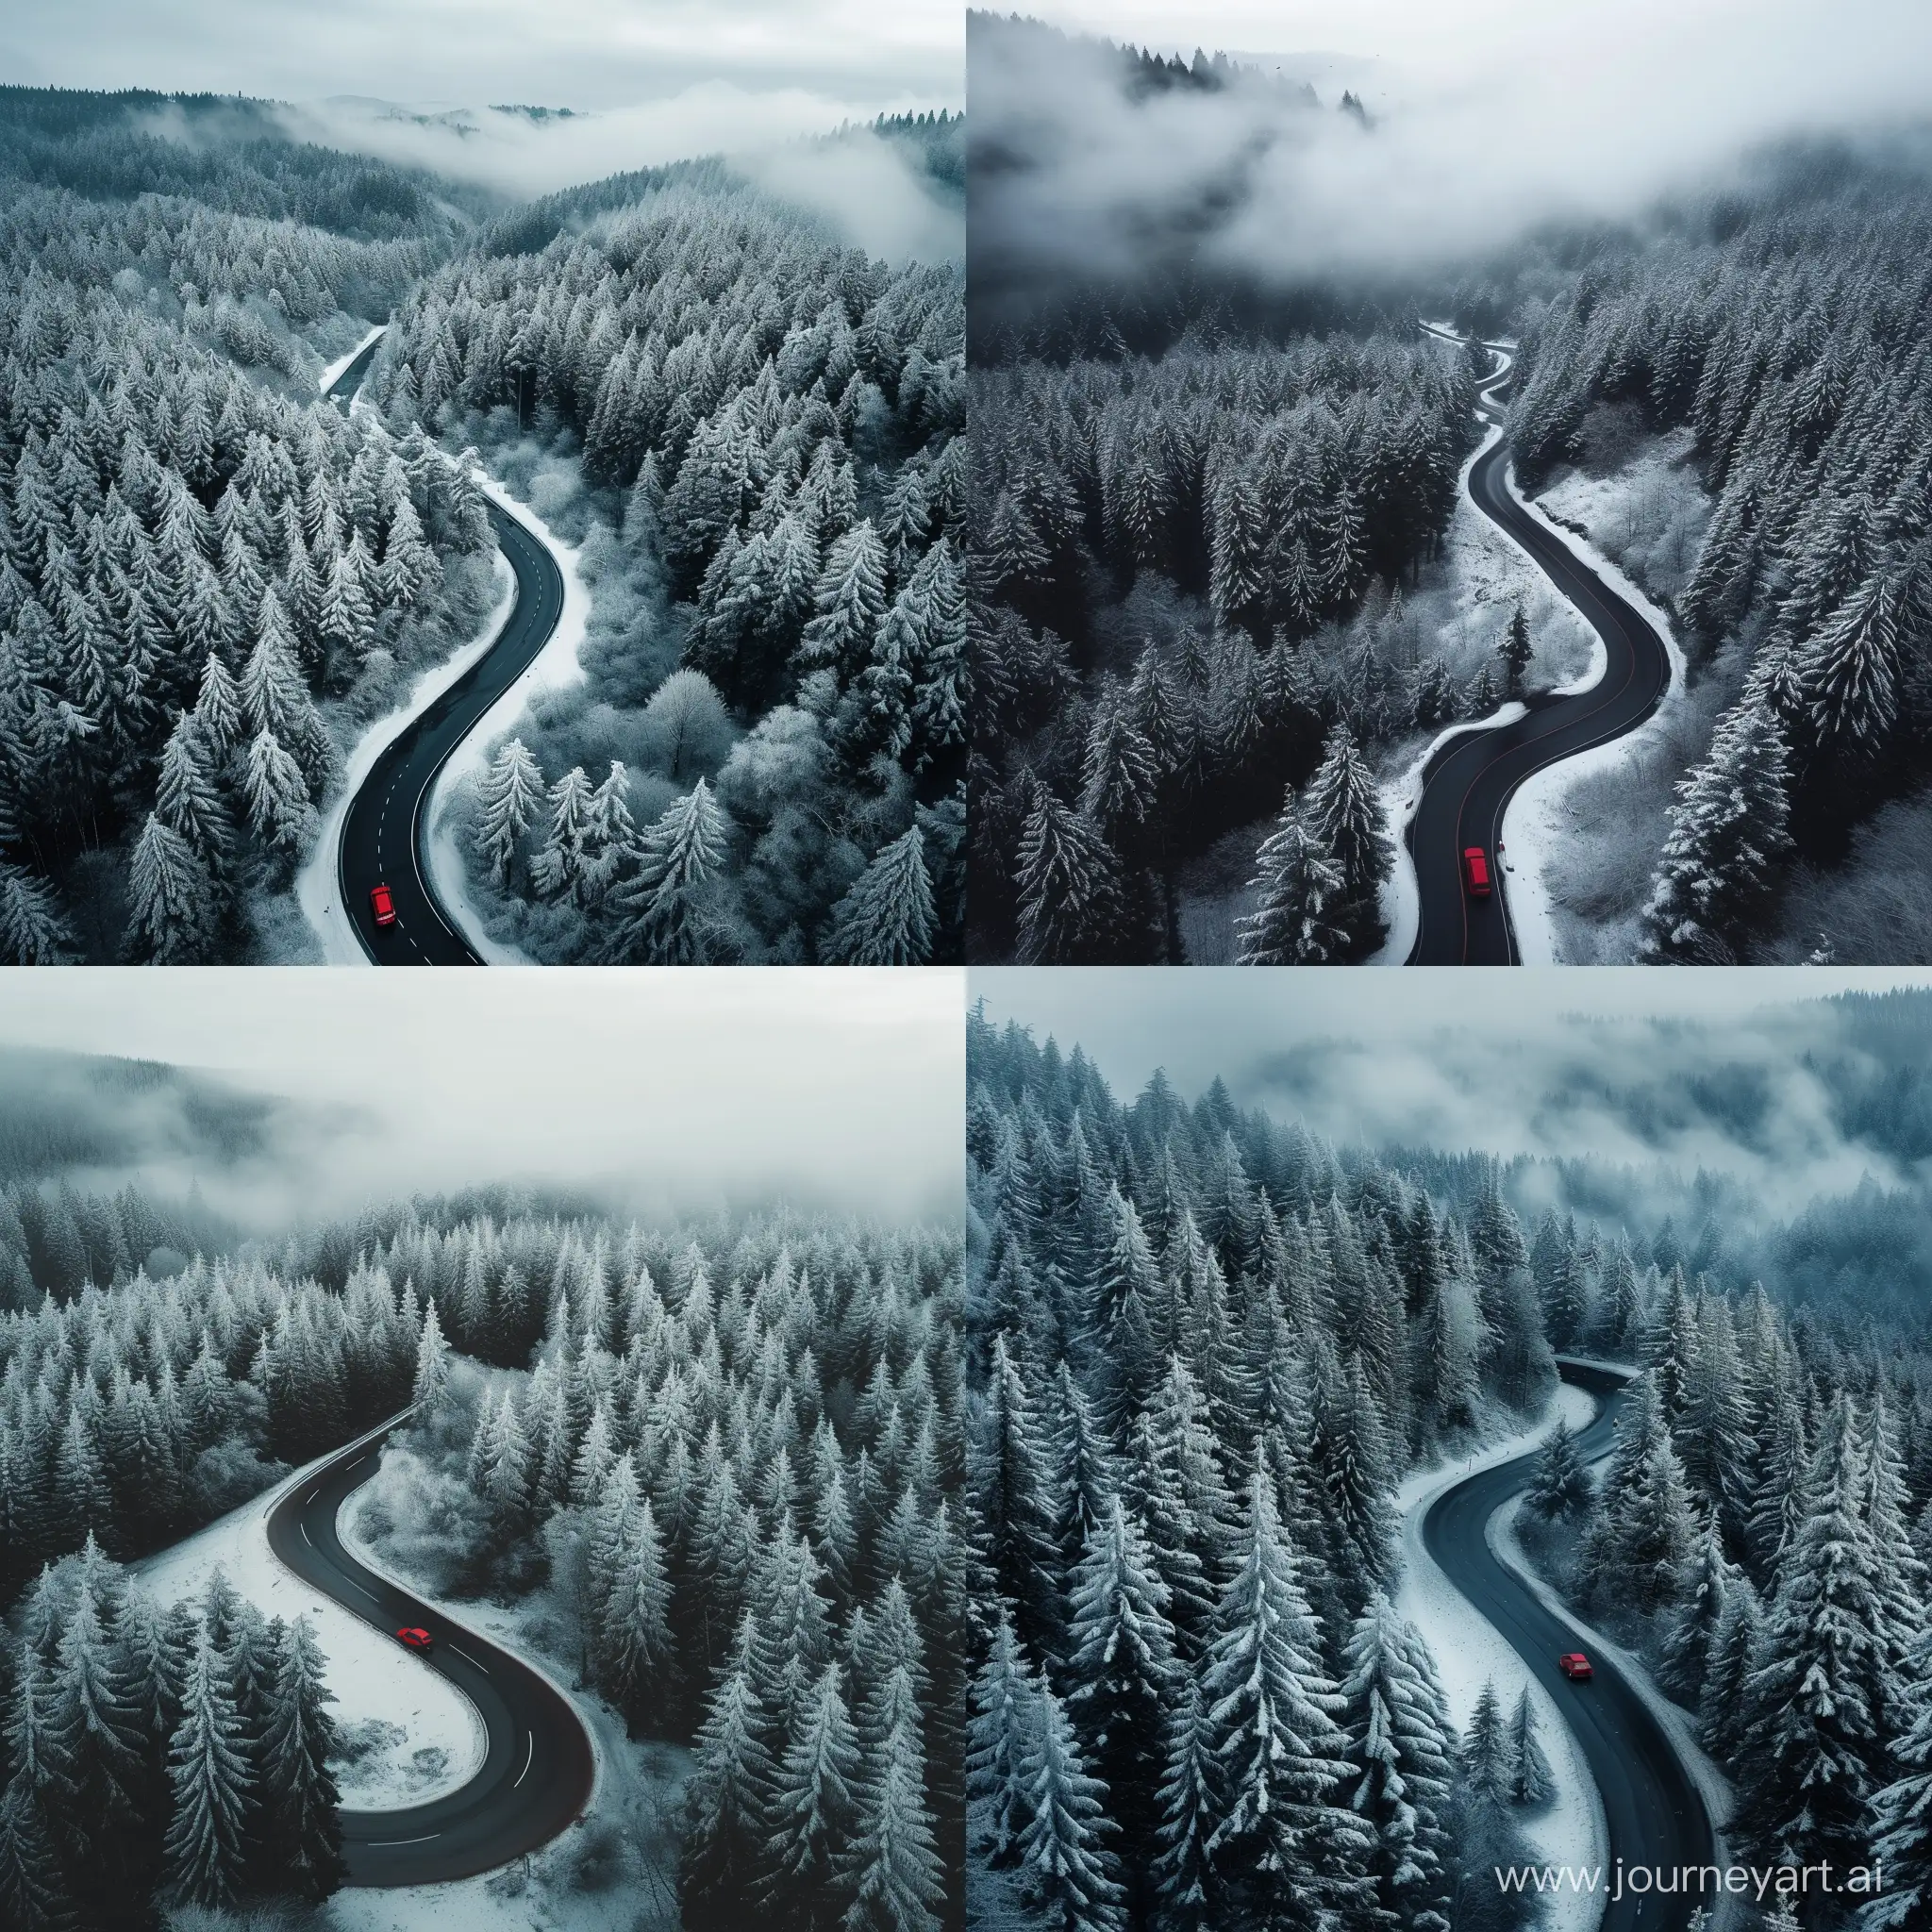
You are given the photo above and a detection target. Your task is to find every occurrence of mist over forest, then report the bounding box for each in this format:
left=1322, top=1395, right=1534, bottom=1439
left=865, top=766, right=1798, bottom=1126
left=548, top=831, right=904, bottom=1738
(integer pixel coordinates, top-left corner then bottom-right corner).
left=967, top=9, right=1932, bottom=967
left=973, top=980, right=1932, bottom=1335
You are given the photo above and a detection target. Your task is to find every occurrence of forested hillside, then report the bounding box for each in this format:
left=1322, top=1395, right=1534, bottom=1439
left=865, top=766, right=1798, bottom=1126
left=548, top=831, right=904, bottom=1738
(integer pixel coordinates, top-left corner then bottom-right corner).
left=971, top=336, right=1476, bottom=963
left=371, top=1210, right=969, bottom=1929
left=370, top=162, right=968, bottom=964
left=965, top=1005, right=1932, bottom=1931
left=1506, top=147, right=1932, bottom=963
left=0, top=1187, right=969, bottom=1930
left=1518, top=1267, right=1932, bottom=1927
left=966, top=16, right=1495, bottom=966
left=0, top=1544, right=346, bottom=1924
left=0, top=90, right=496, bottom=963
left=966, top=1011, right=1556, bottom=1931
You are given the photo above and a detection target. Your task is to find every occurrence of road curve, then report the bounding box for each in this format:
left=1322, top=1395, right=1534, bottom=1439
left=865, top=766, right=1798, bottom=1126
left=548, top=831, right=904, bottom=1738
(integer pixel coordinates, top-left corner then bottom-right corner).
left=1422, top=1359, right=1715, bottom=1932
left=323, top=333, right=564, bottom=964
left=264, top=1415, right=596, bottom=1887
left=1407, top=329, right=1674, bottom=964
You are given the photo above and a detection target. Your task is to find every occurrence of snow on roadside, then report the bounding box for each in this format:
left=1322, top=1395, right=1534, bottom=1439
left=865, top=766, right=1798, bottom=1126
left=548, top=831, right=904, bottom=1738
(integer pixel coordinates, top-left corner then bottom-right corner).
left=323, top=1692, right=682, bottom=1932
left=294, top=555, right=518, bottom=964
left=131, top=1430, right=484, bottom=1811
left=1395, top=1382, right=1607, bottom=1932
left=1493, top=1495, right=1739, bottom=1881
left=419, top=473, right=594, bottom=967
left=337, top=1490, right=603, bottom=1814
left=1496, top=467, right=1691, bottom=965
left=325, top=1490, right=689, bottom=1932
left=1370, top=703, right=1527, bottom=965
left=1418, top=420, right=1596, bottom=694
left=317, top=325, right=389, bottom=396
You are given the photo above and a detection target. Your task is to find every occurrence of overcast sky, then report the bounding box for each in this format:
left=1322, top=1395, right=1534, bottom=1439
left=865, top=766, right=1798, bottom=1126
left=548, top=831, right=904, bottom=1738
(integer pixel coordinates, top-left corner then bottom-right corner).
left=0, top=969, right=964, bottom=1224
left=1, top=0, right=962, bottom=235
left=973, top=0, right=1932, bottom=285
left=1, top=0, right=959, bottom=114
left=974, top=968, right=1932, bottom=1209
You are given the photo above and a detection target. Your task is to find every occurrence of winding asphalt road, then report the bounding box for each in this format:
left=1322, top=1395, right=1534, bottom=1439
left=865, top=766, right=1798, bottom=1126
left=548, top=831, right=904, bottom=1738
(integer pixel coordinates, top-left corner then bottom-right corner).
left=1423, top=1358, right=1715, bottom=1932
left=322, top=331, right=564, bottom=964
left=265, top=1415, right=596, bottom=1886
left=1407, top=329, right=1675, bottom=964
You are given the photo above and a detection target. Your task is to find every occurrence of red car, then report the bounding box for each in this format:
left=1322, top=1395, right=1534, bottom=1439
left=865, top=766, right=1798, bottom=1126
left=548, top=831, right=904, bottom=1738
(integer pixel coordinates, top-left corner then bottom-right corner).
left=396, top=1627, right=433, bottom=1653
left=1559, top=1652, right=1592, bottom=1681
left=370, top=883, right=397, bottom=927
left=1462, top=846, right=1492, bottom=897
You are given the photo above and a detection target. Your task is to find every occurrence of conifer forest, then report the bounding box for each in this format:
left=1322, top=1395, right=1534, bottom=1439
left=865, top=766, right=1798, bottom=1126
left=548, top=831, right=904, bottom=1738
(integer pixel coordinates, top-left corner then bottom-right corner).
left=964, top=12, right=1932, bottom=967
left=11, top=2, right=1932, bottom=1931
left=0, top=87, right=963, bottom=965
left=965, top=980, right=1932, bottom=1932
left=0, top=978, right=967, bottom=1932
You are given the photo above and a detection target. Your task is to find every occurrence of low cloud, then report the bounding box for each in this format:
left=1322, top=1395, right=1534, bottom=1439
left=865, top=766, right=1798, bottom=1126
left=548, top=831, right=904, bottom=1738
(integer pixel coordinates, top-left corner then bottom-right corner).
left=265, top=95, right=961, bottom=261
left=0, top=971, right=966, bottom=1232
left=973, top=967, right=1932, bottom=1220
left=971, top=3, right=1932, bottom=291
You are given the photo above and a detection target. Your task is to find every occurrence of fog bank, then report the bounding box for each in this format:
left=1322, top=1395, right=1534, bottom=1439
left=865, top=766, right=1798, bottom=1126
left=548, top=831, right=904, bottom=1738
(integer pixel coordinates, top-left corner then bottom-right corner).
left=971, top=4, right=1932, bottom=286
left=0, top=970, right=965, bottom=1228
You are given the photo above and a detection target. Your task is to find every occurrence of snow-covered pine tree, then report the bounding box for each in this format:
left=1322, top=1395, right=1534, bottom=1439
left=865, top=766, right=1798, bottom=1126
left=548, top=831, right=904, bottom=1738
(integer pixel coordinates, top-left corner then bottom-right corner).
left=125, top=813, right=217, bottom=964
left=681, top=1612, right=779, bottom=1930
left=1507, top=1687, right=1554, bottom=1807
left=161, top=1626, right=250, bottom=1909
left=1657, top=1516, right=1737, bottom=1705
left=258, top=1616, right=344, bottom=1898
left=1088, top=1186, right=1160, bottom=1441
left=841, top=1640, right=944, bottom=1932
left=1200, top=1469, right=1370, bottom=1926
left=605, top=779, right=732, bottom=964
left=1013, top=1677, right=1125, bottom=1932
left=1864, top=1621, right=1932, bottom=1930
left=0, top=866, right=77, bottom=966
left=1523, top=1420, right=1593, bottom=1520
left=532, top=765, right=594, bottom=904
left=475, top=737, right=543, bottom=890
left=1302, top=723, right=1393, bottom=952
left=765, top=1660, right=859, bottom=1923
left=1341, top=1596, right=1457, bottom=1932
left=1147, top=1665, right=1218, bottom=1932
left=1236, top=791, right=1349, bottom=965
left=240, top=727, right=315, bottom=869
left=410, top=1302, right=450, bottom=1414
left=1734, top=1399, right=1890, bottom=1871
left=1496, top=605, right=1534, bottom=700
left=153, top=711, right=232, bottom=879
left=1638, top=696, right=1793, bottom=964
left=822, top=826, right=937, bottom=965
left=1462, top=1681, right=1511, bottom=1809
left=1013, top=783, right=1127, bottom=966
left=1064, top=1494, right=1175, bottom=1907
left=1802, top=559, right=1905, bottom=782
left=796, top=522, right=889, bottom=685
left=967, top=1608, right=1039, bottom=1870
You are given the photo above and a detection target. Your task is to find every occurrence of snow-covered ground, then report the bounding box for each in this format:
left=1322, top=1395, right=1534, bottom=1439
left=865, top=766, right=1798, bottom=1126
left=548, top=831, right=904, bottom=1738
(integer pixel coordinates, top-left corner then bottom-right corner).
left=1537, top=428, right=1708, bottom=608
left=1394, top=1383, right=1608, bottom=1932
left=1372, top=702, right=1528, bottom=965
left=295, top=555, right=518, bottom=963
left=1498, top=1425, right=1744, bottom=1932
left=1409, top=424, right=1597, bottom=697
left=318, top=325, right=390, bottom=395
left=420, top=475, right=594, bottom=968
left=1496, top=470, right=1691, bottom=965
left=132, top=1429, right=485, bottom=1811
left=327, top=1480, right=686, bottom=1932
